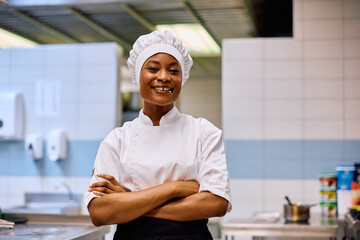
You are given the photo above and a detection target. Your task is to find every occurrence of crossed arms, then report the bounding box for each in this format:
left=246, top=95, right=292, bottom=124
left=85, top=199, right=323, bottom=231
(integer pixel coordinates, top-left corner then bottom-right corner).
left=87, top=174, right=228, bottom=226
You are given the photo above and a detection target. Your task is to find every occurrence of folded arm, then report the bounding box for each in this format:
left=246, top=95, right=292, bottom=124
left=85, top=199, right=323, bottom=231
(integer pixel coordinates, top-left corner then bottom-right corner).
left=87, top=175, right=199, bottom=226
left=144, top=191, right=228, bottom=221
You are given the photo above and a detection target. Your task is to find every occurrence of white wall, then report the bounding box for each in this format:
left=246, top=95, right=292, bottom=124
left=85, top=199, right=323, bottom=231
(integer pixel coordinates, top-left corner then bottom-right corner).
left=222, top=0, right=360, bottom=232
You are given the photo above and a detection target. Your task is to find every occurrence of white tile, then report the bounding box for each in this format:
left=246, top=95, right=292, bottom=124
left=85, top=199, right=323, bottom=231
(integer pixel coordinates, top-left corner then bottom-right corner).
left=305, top=120, right=343, bottom=139
left=7, top=196, right=24, bottom=208
left=0, top=176, right=9, bottom=208
left=11, top=48, right=43, bottom=66
left=264, top=179, right=304, bottom=201
left=224, top=120, right=263, bottom=140
left=304, top=60, right=343, bottom=79
left=264, top=60, right=302, bottom=79
left=294, top=19, right=303, bottom=39
left=77, top=120, right=115, bottom=140
left=304, top=40, right=342, bottom=59
left=345, top=120, right=360, bottom=139
left=345, top=80, right=360, bottom=98
left=79, top=43, right=118, bottom=64
left=303, top=0, right=342, bottom=19
left=0, top=81, right=10, bottom=90
left=304, top=80, right=343, bottom=99
left=225, top=100, right=263, bottom=120
left=263, top=200, right=284, bottom=213
left=223, top=199, right=263, bottom=220
left=61, top=82, right=78, bottom=103
left=9, top=176, right=42, bottom=195
left=305, top=100, right=343, bottom=120
left=344, top=39, right=360, bottom=58
left=10, top=66, right=42, bottom=84
left=44, top=65, right=79, bottom=83
left=304, top=179, right=321, bottom=200
left=223, top=60, right=263, bottom=80
left=264, top=121, right=303, bottom=140
left=230, top=179, right=264, bottom=200
left=78, top=83, right=117, bottom=103
left=57, top=103, right=77, bottom=121
left=43, top=120, right=78, bottom=140
left=10, top=81, right=37, bottom=103
left=78, top=103, right=116, bottom=121
left=265, top=101, right=303, bottom=120
left=0, top=66, right=10, bottom=82
left=345, top=60, right=360, bottom=78
left=43, top=44, right=79, bottom=66
left=344, top=19, right=360, bottom=38
left=293, top=0, right=303, bottom=20
left=264, top=39, right=302, bottom=59
left=80, top=64, right=117, bottom=83
left=223, top=39, right=263, bottom=60
left=0, top=49, right=11, bottom=67
left=25, top=120, right=44, bottom=136
left=345, top=100, right=360, bottom=119
left=303, top=20, right=342, bottom=39
left=265, top=80, right=303, bottom=99
left=224, top=81, right=263, bottom=99
left=344, top=0, right=360, bottom=18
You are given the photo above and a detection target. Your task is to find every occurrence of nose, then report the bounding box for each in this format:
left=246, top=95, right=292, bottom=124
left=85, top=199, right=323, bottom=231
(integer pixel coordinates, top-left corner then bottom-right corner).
left=157, top=69, right=170, bottom=82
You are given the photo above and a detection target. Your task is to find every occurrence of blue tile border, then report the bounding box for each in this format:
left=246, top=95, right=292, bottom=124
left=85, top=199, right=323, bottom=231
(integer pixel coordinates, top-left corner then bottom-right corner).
left=1, top=139, right=360, bottom=179
left=0, top=140, right=100, bottom=177
left=225, top=139, right=360, bottom=179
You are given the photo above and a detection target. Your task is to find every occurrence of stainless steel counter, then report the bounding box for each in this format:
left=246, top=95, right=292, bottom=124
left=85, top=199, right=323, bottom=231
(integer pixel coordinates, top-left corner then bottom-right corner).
left=221, top=214, right=337, bottom=240
left=0, top=213, right=110, bottom=240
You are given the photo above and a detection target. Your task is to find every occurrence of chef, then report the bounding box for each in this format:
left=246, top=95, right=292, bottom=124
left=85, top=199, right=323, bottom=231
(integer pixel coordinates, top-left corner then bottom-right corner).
left=85, top=30, right=232, bottom=240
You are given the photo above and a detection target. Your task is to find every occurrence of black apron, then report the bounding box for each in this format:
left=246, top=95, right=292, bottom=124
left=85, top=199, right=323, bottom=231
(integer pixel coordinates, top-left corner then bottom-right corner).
left=113, top=217, right=213, bottom=240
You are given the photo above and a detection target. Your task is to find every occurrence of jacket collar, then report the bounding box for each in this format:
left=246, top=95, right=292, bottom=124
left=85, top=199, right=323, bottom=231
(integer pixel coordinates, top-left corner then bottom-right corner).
left=139, top=106, right=180, bottom=126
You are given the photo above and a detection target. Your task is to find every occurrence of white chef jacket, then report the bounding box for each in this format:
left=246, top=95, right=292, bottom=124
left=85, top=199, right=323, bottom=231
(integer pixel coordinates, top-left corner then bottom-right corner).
left=85, top=106, right=232, bottom=212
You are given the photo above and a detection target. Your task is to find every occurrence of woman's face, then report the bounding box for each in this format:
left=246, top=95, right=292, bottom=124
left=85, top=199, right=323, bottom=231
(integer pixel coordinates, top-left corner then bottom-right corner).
left=139, top=53, right=182, bottom=108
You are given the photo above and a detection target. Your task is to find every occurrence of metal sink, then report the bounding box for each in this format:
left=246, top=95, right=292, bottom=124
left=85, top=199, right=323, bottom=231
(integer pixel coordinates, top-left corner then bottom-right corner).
left=3, top=192, right=82, bottom=215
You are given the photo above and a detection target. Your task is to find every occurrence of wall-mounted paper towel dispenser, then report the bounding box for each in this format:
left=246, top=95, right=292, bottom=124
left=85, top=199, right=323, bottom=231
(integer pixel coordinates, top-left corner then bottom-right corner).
left=0, top=92, right=25, bottom=140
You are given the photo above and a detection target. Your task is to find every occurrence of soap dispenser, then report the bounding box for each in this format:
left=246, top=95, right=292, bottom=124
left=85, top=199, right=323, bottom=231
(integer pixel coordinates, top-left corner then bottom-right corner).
left=25, top=133, right=43, bottom=160
left=47, top=129, right=67, bottom=161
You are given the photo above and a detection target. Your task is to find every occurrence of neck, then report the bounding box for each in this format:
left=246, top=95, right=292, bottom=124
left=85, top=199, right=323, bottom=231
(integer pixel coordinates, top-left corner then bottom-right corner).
left=143, top=103, right=174, bottom=126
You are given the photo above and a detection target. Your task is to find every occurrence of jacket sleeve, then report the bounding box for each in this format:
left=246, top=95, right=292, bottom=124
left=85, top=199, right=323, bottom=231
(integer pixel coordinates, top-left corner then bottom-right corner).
left=197, top=118, right=232, bottom=212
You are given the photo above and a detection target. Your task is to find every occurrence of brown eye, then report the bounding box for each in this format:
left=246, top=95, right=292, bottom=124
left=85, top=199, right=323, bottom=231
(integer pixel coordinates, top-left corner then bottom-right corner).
left=169, top=69, right=180, bottom=74
left=147, top=67, right=158, bottom=72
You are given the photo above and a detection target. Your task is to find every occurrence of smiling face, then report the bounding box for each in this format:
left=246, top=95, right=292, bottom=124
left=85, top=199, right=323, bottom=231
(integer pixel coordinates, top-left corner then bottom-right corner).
left=139, top=53, right=182, bottom=110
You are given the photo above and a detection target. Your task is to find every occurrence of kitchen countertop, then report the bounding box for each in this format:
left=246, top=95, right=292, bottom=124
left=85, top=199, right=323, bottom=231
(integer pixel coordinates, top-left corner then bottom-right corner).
left=0, top=213, right=110, bottom=240
left=221, top=214, right=337, bottom=240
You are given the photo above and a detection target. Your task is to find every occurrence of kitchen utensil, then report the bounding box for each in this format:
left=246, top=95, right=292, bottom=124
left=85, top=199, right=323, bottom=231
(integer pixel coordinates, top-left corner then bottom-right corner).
left=285, top=196, right=293, bottom=206
left=284, top=204, right=310, bottom=223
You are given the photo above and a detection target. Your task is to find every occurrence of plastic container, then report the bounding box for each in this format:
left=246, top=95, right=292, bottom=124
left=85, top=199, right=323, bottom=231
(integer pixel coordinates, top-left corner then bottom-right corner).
left=320, top=201, right=337, bottom=218
left=319, top=172, right=337, bottom=188
left=337, top=165, right=355, bottom=190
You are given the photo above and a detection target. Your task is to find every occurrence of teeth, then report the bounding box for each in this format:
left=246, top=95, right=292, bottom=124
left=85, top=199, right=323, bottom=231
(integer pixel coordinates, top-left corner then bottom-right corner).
left=154, top=87, right=171, bottom=91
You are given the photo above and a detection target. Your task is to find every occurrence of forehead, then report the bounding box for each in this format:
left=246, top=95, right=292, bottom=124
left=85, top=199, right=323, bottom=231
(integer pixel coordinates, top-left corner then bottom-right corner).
left=144, top=53, right=180, bottom=64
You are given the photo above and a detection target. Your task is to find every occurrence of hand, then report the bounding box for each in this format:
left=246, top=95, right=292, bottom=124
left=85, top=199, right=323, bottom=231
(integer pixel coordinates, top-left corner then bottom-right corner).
left=88, top=174, right=129, bottom=197
left=172, top=181, right=200, bottom=198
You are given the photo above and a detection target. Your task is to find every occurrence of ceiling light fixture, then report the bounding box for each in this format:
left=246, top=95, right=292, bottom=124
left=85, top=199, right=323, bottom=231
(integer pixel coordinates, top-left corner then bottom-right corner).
left=156, top=24, right=220, bottom=55
left=0, top=28, right=37, bottom=48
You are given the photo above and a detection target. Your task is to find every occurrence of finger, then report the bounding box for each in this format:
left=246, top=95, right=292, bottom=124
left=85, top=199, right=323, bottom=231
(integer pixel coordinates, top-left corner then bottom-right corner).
left=97, top=174, right=121, bottom=186
left=92, top=187, right=114, bottom=194
left=93, top=191, right=106, bottom=197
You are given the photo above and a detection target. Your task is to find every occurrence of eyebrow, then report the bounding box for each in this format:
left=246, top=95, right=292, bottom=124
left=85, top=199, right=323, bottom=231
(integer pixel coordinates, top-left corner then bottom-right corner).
left=145, top=60, right=180, bottom=66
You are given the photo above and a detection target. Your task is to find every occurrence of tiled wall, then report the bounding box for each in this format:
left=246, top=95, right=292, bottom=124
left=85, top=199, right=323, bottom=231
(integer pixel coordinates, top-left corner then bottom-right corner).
left=180, top=77, right=222, bottom=128
left=0, top=42, right=120, bottom=209
left=222, top=0, right=360, bottom=227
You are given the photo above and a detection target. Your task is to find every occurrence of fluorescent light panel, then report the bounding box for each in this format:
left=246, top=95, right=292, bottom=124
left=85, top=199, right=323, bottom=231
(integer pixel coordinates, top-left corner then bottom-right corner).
left=0, top=28, right=37, bottom=48
left=156, top=24, right=220, bottom=55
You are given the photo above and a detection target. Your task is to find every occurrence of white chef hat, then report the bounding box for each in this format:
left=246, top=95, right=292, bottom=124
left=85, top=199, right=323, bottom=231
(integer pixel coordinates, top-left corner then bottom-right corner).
left=127, top=30, right=193, bottom=86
